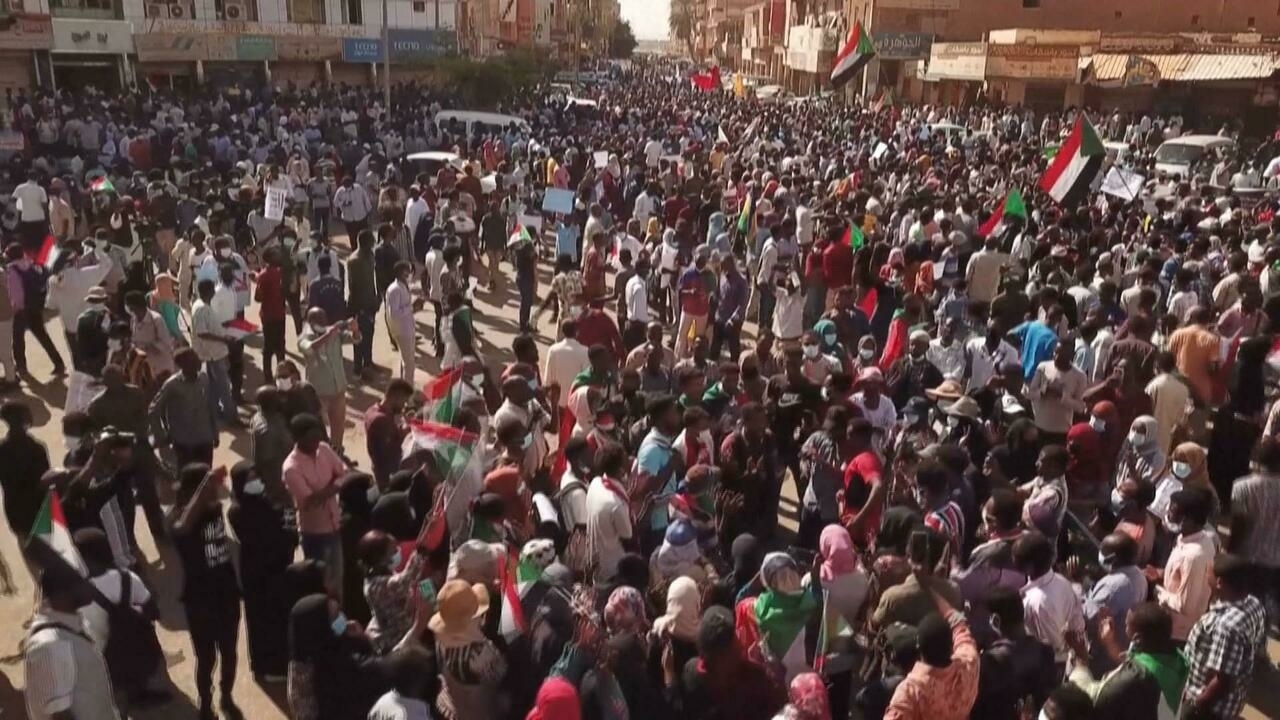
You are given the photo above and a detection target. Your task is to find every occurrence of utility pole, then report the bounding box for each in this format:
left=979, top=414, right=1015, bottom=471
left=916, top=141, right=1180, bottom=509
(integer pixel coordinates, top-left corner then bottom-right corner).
left=382, top=0, right=391, bottom=110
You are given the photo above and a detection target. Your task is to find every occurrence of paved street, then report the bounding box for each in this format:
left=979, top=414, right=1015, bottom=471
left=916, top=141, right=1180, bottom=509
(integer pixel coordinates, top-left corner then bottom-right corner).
left=0, top=251, right=1276, bottom=719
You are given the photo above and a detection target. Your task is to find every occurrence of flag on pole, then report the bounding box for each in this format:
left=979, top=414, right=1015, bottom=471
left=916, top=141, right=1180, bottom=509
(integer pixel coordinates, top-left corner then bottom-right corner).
left=830, top=22, right=876, bottom=88
left=402, top=420, right=479, bottom=475
left=841, top=222, right=866, bottom=251
left=498, top=549, right=529, bottom=641
left=89, top=176, right=115, bottom=194
left=977, top=189, right=1028, bottom=237
left=33, top=234, right=62, bottom=271
left=1039, top=115, right=1106, bottom=205
left=422, top=368, right=466, bottom=422
left=28, top=491, right=86, bottom=576
left=507, top=224, right=533, bottom=248
left=736, top=192, right=754, bottom=235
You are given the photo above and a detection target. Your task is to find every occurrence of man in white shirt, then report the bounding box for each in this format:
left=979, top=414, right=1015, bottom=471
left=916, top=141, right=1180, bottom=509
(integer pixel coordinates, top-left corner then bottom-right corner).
left=585, top=445, right=634, bottom=582
left=422, top=238, right=446, bottom=355
left=633, top=183, right=657, bottom=225
left=48, top=247, right=113, bottom=363
left=13, top=172, right=49, bottom=252
left=1015, top=531, right=1085, bottom=665
left=794, top=197, right=814, bottom=248
left=1025, top=343, right=1088, bottom=443
left=384, top=261, right=417, bottom=381
left=644, top=137, right=664, bottom=169
left=624, top=259, right=651, bottom=348
left=403, top=187, right=429, bottom=258
left=544, top=320, right=590, bottom=408
left=332, top=175, right=372, bottom=240
left=965, top=236, right=1007, bottom=304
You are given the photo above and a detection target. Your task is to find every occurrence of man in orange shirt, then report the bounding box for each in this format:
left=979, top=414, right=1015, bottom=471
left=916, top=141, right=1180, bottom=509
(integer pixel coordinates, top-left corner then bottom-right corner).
left=1166, top=307, right=1221, bottom=405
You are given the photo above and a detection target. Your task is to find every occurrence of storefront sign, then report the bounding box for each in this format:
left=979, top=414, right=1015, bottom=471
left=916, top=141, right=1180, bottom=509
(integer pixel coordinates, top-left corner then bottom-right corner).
left=134, top=33, right=206, bottom=61
left=872, top=32, right=932, bottom=61
left=52, top=19, right=133, bottom=54
left=277, top=35, right=342, bottom=61
left=0, top=13, right=53, bottom=50
left=925, top=42, right=987, bottom=81
left=143, top=18, right=382, bottom=39
left=986, top=43, right=1078, bottom=81
left=388, top=28, right=456, bottom=61
left=342, top=37, right=384, bottom=63
left=235, top=35, right=277, bottom=61
left=1099, top=35, right=1186, bottom=53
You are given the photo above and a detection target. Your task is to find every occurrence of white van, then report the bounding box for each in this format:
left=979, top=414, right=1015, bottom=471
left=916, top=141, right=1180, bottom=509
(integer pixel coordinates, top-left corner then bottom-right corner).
left=433, top=111, right=532, bottom=140
left=1154, top=134, right=1235, bottom=178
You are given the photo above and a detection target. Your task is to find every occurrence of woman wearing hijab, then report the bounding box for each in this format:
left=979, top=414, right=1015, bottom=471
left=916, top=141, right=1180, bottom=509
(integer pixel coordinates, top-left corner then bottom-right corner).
left=651, top=519, right=708, bottom=584
left=148, top=272, right=185, bottom=343
left=734, top=552, right=820, bottom=682
left=707, top=211, right=728, bottom=254
left=1209, top=335, right=1270, bottom=507
left=1064, top=418, right=1105, bottom=509
left=818, top=526, right=869, bottom=628
left=432, top=579, right=508, bottom=720
left=337, top=472, right=376, bottom=624
left=287, top=593, right=387, bottom=720
left=997, top=418, right=1041, bottom=485
left=649, top=575, right=702, bottom=689
left=813, top=318, right=851, bottom=375
left=679, top=605, right=786, bottom=720
left=227, top=461, right=297, bottom=682
left=709, top=533, right=764, bottom=610
left=1150, top=442, right=1217, bottom=563
left=1083, top=358, right=1153, bottom=446
left=775, top=672, right=832, bottom=720
left=1090, top=400, right=1124, bottom=483
left=1114, top=415, right=1166, bottom=489
left=359, top=529, right=426, bottom=655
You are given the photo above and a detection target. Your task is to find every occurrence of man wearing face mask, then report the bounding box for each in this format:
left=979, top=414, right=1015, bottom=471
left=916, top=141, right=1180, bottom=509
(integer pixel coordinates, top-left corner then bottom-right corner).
left=298, top=307, right=360, bottom=455
left=169, top=463, right=243, bottom=720
left=1078, top=533, right=1149, bottom=660
left=104, top=321, right=153, bottom=389
left=886, top=329, right=944, bottom=409
left=493, top=365, right=551, bottom=479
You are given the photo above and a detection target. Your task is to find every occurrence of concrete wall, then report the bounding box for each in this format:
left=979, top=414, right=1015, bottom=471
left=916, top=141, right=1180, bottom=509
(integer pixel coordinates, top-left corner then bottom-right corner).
left=872, top=0, right=1280, bottom=40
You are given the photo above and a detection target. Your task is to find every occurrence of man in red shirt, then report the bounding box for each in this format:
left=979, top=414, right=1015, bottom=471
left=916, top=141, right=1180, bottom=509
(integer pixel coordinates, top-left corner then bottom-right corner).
left=842, top=418, right=885, bottom=547
left=576, top=298, right=625, bottom=363
left=254, top=246, right=288, bottom=383
left=675, top=251, right=711, bottom=358
left=663, top=186, right=688, bottom=228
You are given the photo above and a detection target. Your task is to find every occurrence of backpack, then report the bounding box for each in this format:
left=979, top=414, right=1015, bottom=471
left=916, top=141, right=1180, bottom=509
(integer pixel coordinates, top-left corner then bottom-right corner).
left=101, top=571, right=163, bottom=692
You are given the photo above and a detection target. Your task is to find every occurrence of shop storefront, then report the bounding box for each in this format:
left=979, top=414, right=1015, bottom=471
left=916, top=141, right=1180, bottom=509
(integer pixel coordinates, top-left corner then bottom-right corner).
left=51, top=19, right=131, bottom=93
left=0, top=14, right=54, bottom=95
left=985, top=43, right=1081, bottom=112
left=871, top=32, right=932, bottom=102
left=921, top=42, right=987, bottom=107
left=275, top=36, right=341, bottom=88
left=338, top=37, right=381, bottom=86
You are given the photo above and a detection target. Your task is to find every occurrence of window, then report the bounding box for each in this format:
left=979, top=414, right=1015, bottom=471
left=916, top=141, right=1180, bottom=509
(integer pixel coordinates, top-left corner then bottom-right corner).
left=214, top=0, right=257, bottom=20
left=1248, top=15, right=1256, bottom=26
left=1114, top=10, right=1122, bottom=19
left=288, top=0, right=325, bottom=23
left=343, top=0, right=362, bottom=24
left=1021, top=0, right=1039, bottom=7
left=413, top=0, right=425, bottom=11
left=49, top=0, right=121, bottom=20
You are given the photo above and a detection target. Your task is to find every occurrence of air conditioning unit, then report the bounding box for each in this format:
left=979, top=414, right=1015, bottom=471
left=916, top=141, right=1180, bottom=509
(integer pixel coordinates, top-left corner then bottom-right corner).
left=144, top=2, right=170, bottom=17
left=166, top=1, right=186, bottom=17
left=223, top=0, right=246, bottom=19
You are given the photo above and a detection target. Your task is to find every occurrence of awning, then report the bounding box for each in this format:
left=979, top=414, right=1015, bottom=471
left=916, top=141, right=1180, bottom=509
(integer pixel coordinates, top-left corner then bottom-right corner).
left=1087, top=52, right=1279, bottom=83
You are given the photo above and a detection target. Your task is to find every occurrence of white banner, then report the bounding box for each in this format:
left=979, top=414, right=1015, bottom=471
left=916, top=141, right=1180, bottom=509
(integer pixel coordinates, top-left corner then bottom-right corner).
left=1100, top=166, right=1145, bottom=200
left=264, top=187, right=287, bottom=221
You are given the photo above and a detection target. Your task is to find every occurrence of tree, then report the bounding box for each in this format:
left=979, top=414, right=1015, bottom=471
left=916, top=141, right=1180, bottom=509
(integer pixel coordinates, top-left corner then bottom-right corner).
left=609, top=20, right=638, bottom=58
left=669, top=0, right=697, bottom=59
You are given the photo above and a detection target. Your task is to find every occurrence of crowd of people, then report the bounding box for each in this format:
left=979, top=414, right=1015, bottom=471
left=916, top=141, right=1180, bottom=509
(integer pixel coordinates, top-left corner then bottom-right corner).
left=3, top=56, right=1280, bottom=720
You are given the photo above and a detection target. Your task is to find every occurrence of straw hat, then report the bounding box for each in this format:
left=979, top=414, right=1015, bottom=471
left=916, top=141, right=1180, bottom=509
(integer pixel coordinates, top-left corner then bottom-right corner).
left=925, top=379, right=964, bottom=402
left=944, top=395, right=982, bottom=421
left=428, top=579, right=490, bottom=636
